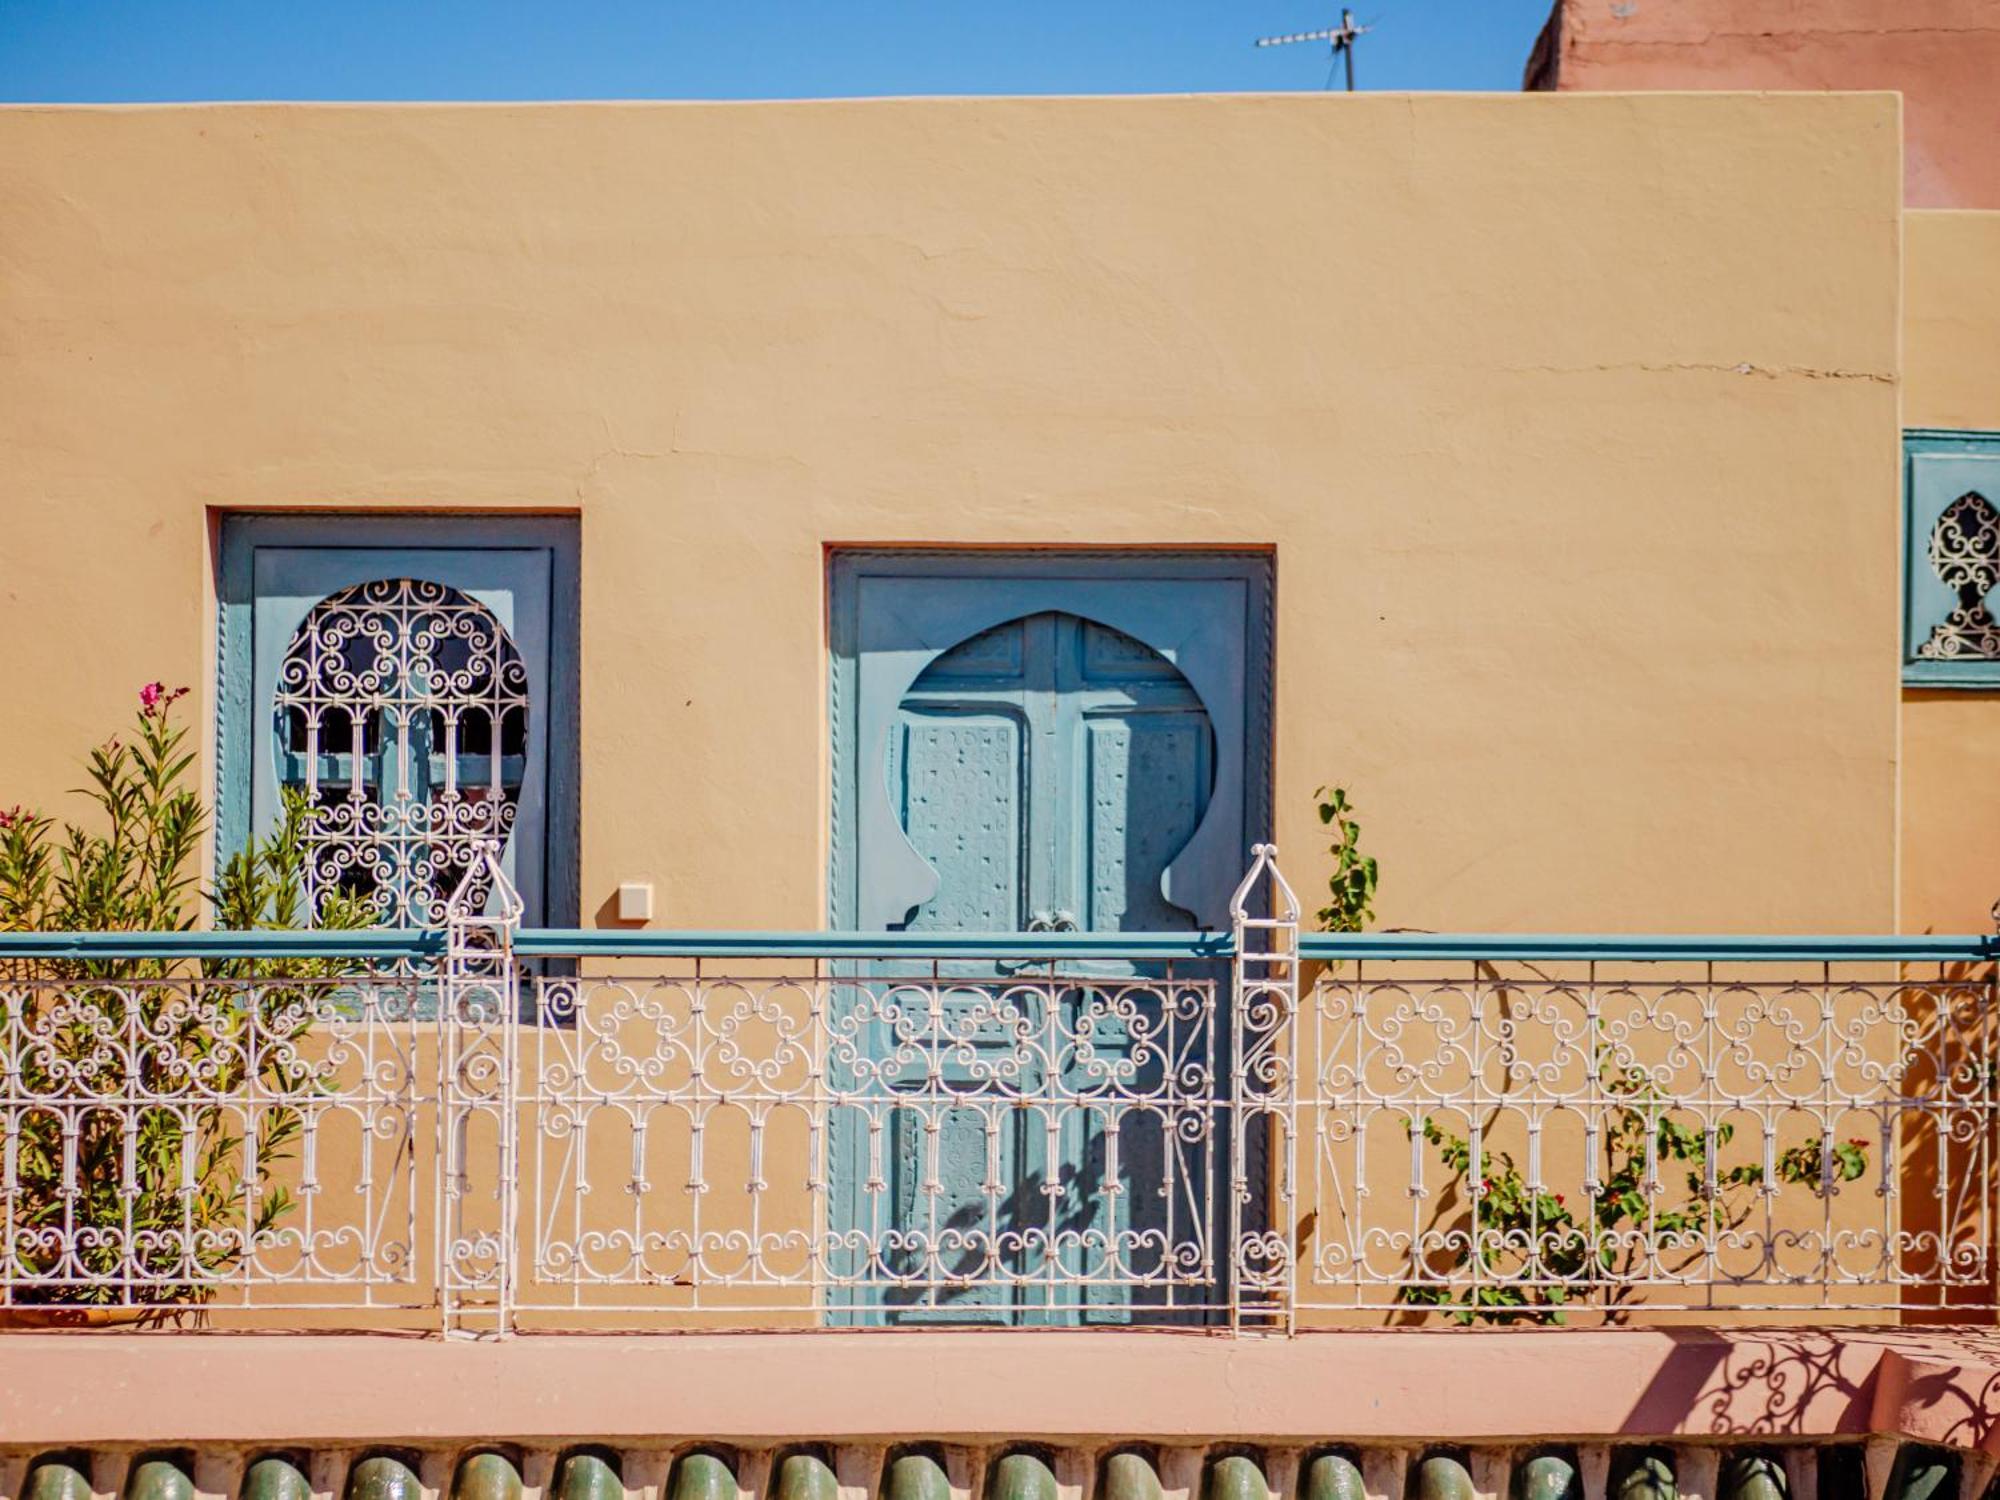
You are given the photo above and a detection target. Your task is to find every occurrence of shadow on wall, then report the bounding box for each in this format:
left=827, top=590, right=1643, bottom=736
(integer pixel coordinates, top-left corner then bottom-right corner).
left=1622, top=1329, right=2000, bottom=1448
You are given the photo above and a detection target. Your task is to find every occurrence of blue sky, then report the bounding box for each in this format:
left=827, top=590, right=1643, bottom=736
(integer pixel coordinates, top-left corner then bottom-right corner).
left=0, top=1, right=1555, bottom=102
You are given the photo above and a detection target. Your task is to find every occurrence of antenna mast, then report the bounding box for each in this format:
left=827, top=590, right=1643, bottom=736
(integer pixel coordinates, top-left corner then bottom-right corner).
left=1255, top=9, right=1369, bottom=92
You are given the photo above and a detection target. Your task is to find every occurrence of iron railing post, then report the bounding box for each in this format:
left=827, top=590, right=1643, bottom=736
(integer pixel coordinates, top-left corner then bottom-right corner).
left=1228, top=843, right=1301, bottom=1333
left=440, top=840, right=523, bottom=1337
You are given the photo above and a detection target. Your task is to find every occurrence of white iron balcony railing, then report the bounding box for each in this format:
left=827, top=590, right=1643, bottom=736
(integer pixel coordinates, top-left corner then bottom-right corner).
left=0, top=848, right=1994, bottom=1332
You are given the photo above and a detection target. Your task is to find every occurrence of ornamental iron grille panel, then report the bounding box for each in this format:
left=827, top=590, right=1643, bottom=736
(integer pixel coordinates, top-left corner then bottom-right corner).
left=1917, top=490, right=2000, bottom=661
left=0, top=961, right=428, bottom=1311
left=440, top=842, right=524, bottom=1335
left=3, top=850, right=1997, bottom=1330
left=1228, top=844, right=1301, bottom=1332
left=274, top=578, right=530, bottom=926
left=520, top=959, right=1222, bottom=1321
left=1288, top=958, right=2000, bottom=1316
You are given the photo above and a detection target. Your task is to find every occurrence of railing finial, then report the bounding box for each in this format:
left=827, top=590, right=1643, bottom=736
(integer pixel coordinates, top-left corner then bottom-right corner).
left=446, top=837, right=524, bottom=930
left=440, top=834, right=522, bottom=1338
left=1229, top=842, right=1301, bottom=927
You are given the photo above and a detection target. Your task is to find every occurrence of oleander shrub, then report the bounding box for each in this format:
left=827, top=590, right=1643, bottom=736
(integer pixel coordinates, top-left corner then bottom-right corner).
left=0, top=686, right=372, bottom=1308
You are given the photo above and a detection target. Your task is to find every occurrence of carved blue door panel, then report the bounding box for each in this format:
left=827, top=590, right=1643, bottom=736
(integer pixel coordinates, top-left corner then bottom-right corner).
left=218, top=515, right=580, bottom=928
left=828, top=552, right=1274, bottom=1325
left=835, top=559, right=1268, bottom=935
left=891, top=612, right=1213, bottom=939
left=876, top=612, right=1214, bottom=1322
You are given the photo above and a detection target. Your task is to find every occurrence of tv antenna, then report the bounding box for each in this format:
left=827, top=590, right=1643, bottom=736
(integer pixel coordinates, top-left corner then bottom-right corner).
left=1255, top=9, right=1370, bottom=92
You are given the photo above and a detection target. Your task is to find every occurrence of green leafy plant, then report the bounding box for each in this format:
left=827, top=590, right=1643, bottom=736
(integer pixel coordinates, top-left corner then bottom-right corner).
left=1401, top=1053, right=1870, bottom=1324
left=0, top=685, right=373, bottom=1311
left=0, top=684, right=202, bottom=940
left=1314, top=785, right=1378, bottom=933
left=1300, top=781, right=1870, bottom=1324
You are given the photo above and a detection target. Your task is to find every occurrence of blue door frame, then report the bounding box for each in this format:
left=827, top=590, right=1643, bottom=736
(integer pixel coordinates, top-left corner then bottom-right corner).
left=829, top=550, right=1275, bottom=934
left=825, top=549, right=1276, bottom=1324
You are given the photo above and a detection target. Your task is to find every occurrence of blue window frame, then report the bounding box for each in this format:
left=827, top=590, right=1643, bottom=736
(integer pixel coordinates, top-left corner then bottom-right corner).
left=1905, top=429, right=2000, bottom=687
left=217, top=514, right=581, bottom=927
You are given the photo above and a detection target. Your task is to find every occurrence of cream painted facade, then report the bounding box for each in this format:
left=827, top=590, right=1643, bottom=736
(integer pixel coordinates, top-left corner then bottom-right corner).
left=6, top=82, right=2000, bottom=1486
left=1522, top=0, right=2000, bottom=938
left=0, top=93, right=1904, bottom=936
left=1898, top=211, right=2000, bottom=935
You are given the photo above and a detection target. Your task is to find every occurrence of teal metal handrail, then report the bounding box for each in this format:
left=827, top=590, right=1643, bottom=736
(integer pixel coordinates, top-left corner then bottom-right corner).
left=0, top=929, right=1993, bottom=963
left=1298, top=932, right=2000, bottom=962
left=511, top=929, right=1236, bottom=960
left=0, top=929, right=445, bottom=960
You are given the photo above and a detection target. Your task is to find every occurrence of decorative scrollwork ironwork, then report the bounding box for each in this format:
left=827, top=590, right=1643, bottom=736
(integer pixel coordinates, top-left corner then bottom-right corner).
left=1295, top=962, right=2000, bottom=1316
left=523, top=965, right=1222, bottom=1318
left=1917, top=490, right=2000, bottom=660
left=0, top=968, right=425, bottom=1308
left=274, top=578, right=531, bottom=926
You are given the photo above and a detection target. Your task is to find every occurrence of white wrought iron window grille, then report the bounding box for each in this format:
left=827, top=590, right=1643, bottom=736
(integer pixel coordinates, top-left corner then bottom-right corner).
left=1917, top=490, right=2000, bottom=660
left=274, top=578, right=531, bottom=927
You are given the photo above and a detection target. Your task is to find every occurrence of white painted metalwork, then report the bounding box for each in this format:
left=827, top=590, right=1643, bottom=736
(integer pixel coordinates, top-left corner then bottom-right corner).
left=0, top=956, right=427, bottom=1312
left=1292, top=953, right=2000, bottom=1316
left=1228, top=843, right=1300, bottom=1332
left=1, top=849, right=1996, bottom=1328
left=1918, top=489, right=2000, bottom=660
left=440, top=839, right=522, bottom=1335
left=521, top=956, right=1222, bottom=1320
left=275, top=577, right=530, bottom=927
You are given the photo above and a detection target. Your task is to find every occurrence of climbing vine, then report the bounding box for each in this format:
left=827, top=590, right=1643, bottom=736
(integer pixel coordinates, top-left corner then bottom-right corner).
left=1399, top=1071, right=1869, bottom=1324
left=1307, top=783, right=1869, bottom=1323
left=1313, top=785, right=1378, bottom=933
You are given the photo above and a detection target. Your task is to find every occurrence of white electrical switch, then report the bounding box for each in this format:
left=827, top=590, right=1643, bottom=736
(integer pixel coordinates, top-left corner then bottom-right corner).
left=616, top=882, right=654, bottom=923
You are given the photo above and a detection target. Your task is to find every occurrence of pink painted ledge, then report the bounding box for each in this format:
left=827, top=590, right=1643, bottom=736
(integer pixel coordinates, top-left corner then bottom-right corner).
left=2, top=1328, right=1999, bottom=1450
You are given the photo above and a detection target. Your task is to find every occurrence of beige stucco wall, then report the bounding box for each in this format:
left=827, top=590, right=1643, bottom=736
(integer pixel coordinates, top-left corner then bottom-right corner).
left=0, top=94, right=1901, bottom=934
left=1899, top=210, right=2000, bottom=934
left=1905, top=213, right=2000, bottom=433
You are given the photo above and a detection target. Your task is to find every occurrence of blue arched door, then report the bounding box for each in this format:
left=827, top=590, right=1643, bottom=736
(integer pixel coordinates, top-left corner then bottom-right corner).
left=880, top=610, right=1214, bottom=1322
left=891, top=610, right=1214, bottom=939
left=828, top=551, right=1274, bottom=1325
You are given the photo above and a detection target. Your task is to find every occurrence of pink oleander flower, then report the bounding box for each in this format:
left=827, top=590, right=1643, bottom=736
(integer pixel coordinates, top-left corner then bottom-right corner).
left=0, top=807, right=14, bottom=831
left=138, top=682, right=188, bottom=719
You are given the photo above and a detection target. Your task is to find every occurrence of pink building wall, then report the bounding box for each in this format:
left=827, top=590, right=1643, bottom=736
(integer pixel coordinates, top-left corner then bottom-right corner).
left=1528, top=0, right=2000, bottom=208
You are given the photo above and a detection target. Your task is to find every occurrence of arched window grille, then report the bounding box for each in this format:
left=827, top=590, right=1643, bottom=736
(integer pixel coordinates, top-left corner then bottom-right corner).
left=1917, top=490, right=2000, bottom=661
left=274, top=577, right=531, bottom=926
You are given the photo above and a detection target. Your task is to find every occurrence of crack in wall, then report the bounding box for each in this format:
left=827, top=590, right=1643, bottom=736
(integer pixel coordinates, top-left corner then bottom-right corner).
left=1514, top=359, right=1895, bottom=382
